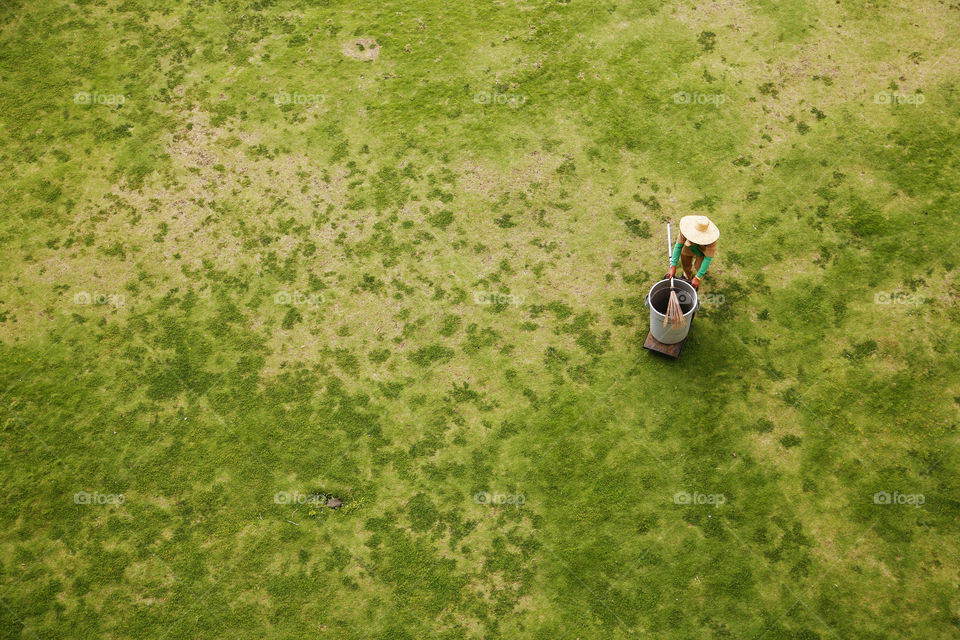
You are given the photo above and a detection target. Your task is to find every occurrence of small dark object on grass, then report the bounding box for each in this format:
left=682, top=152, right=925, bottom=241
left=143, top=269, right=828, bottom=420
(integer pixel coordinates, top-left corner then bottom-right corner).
left=327, top=497, right=343, bottom=509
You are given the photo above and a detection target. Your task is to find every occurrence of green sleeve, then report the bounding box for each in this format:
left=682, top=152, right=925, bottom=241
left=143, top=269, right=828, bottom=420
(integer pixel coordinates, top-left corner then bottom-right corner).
left=669, top=242, right=683, bottom=266
left=695, top=256, right=713, bottom=278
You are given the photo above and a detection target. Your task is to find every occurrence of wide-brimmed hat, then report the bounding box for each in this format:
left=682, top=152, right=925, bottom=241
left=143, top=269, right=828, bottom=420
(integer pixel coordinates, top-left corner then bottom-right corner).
left=679, top=215, right=720, bottom=245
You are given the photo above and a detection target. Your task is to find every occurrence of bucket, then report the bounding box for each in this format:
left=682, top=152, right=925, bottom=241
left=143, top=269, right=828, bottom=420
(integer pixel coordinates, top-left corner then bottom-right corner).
left=645, top=278, right=699, bottom=344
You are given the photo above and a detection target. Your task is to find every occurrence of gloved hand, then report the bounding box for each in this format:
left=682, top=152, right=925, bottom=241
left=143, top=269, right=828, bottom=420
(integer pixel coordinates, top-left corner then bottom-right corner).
left=691, top=276, right=701, bottom=290
left=664, top=266, right=677, bottom=280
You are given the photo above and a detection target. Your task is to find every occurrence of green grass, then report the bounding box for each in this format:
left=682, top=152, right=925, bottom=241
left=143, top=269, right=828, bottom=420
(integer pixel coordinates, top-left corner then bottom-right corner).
left=2, top=0, right=960, bottom=638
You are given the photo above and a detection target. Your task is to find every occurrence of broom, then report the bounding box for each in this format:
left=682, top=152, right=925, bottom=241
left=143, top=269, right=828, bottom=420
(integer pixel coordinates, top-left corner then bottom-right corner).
left=664, top=223, right=686, bottom=329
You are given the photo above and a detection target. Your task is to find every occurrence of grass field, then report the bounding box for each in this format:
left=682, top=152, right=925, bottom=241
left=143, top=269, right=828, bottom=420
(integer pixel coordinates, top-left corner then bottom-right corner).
left=2, top=0, right=960, bottom=637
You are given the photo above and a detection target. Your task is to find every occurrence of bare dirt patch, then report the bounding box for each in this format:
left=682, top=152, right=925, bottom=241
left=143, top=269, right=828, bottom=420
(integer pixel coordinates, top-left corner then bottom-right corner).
left=342, top=38, right=380, bottom=61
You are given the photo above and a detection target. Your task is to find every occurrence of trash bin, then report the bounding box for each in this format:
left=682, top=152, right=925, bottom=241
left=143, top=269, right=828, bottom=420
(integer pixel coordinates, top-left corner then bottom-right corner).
left=645, top=278, right=699, bottom=344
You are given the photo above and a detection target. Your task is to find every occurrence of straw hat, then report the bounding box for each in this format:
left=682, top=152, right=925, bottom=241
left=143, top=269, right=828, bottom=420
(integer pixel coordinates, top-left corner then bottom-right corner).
left=679, top=215, right=720, bottom=245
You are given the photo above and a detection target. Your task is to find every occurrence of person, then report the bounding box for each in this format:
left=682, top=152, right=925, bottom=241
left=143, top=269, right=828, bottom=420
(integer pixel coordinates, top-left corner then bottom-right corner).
left=664, top=215, right=719, bottom=290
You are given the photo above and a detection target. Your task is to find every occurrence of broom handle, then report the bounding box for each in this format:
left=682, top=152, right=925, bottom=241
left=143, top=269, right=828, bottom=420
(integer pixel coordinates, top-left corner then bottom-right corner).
left=667, top=223, right=674, bottom=288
